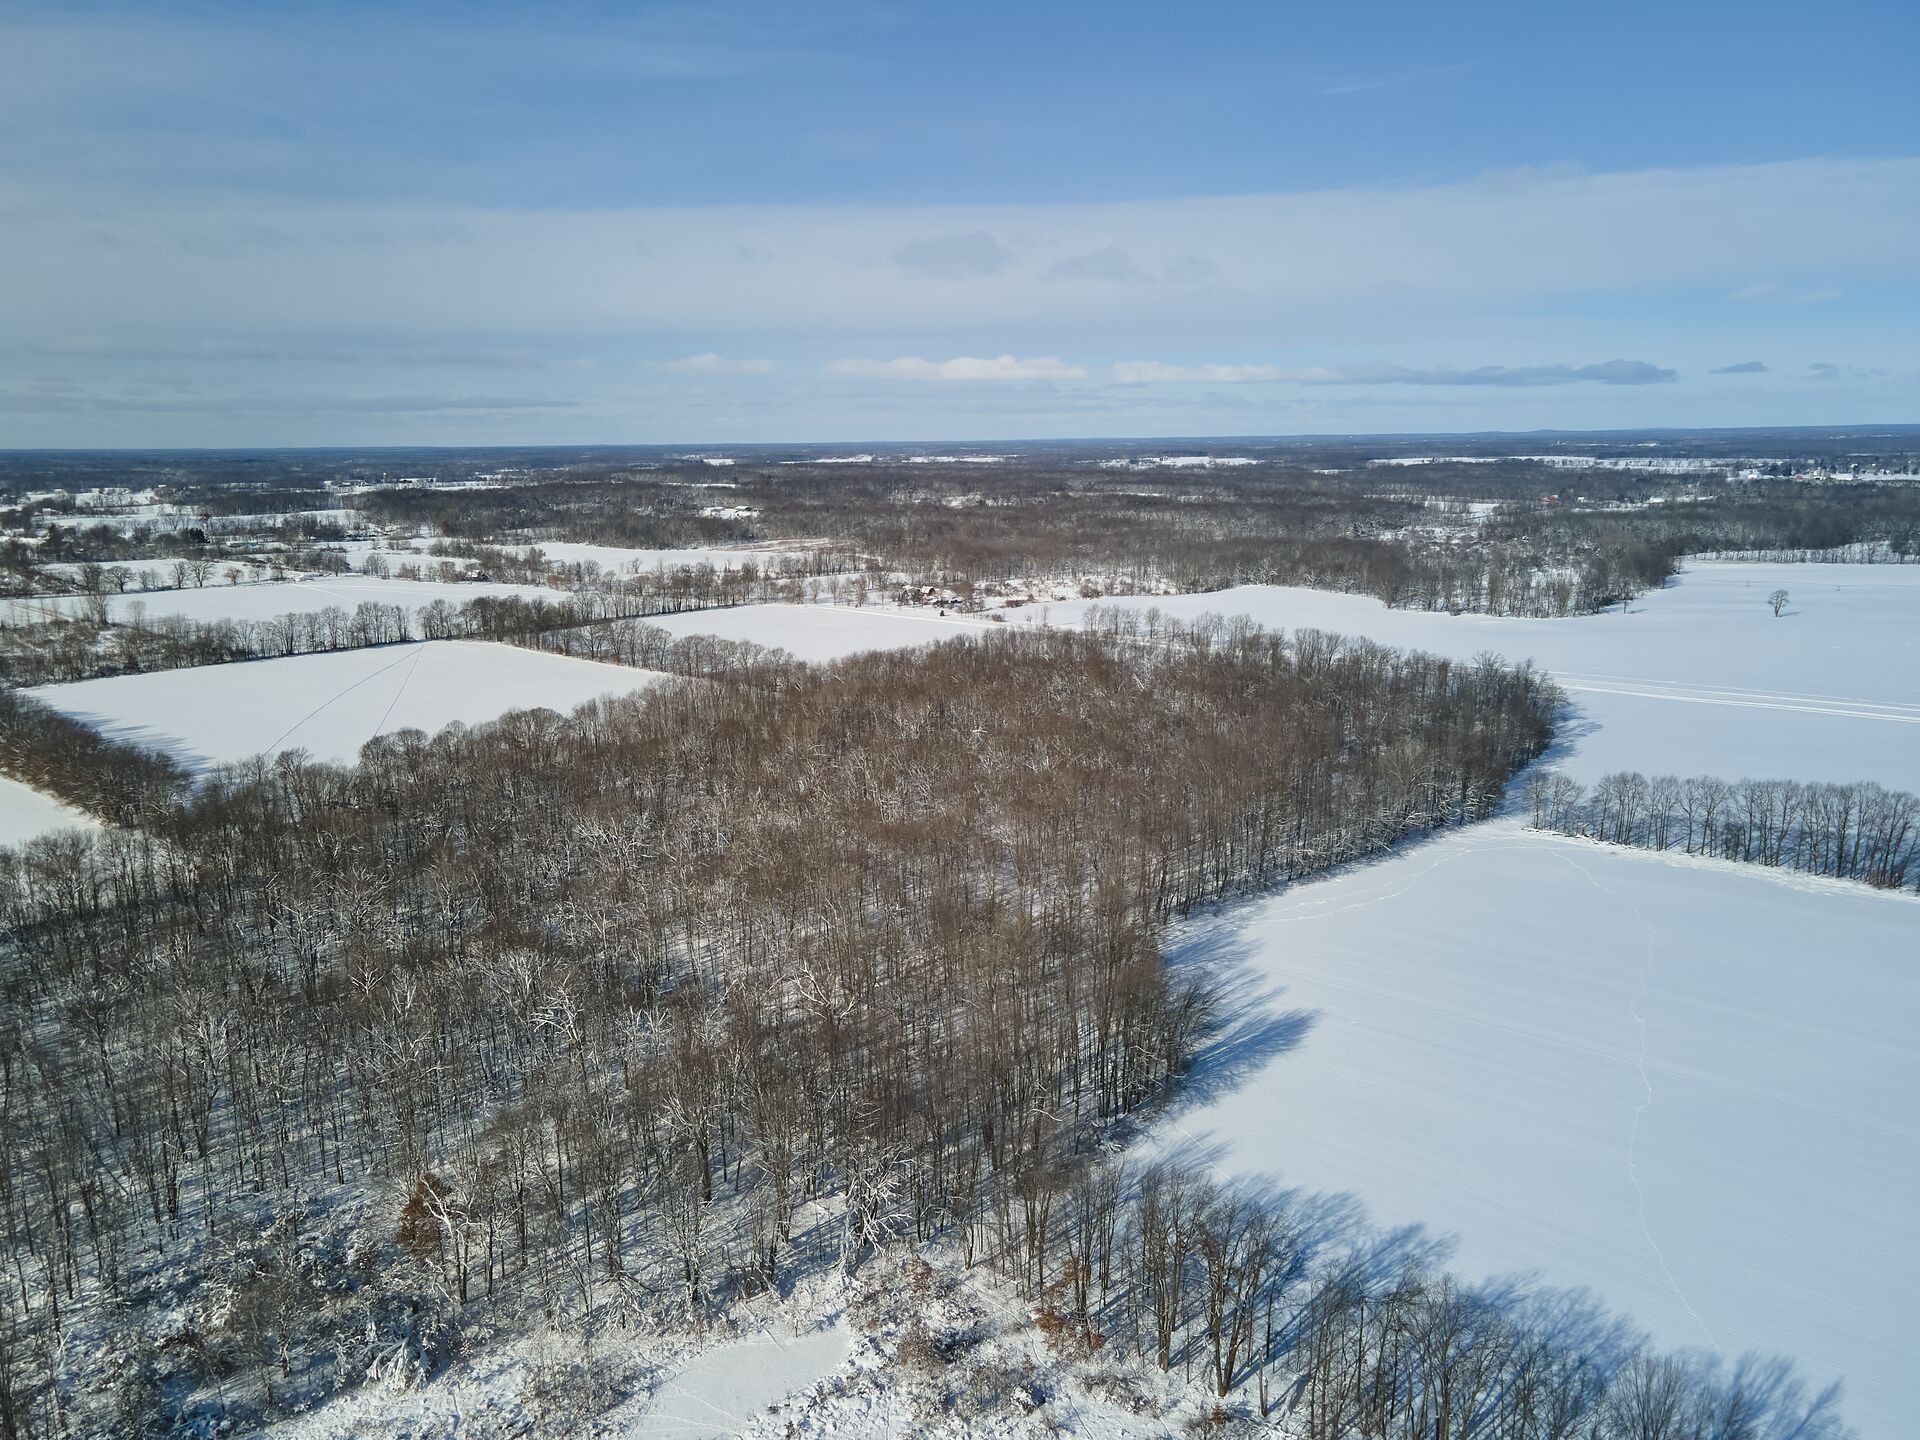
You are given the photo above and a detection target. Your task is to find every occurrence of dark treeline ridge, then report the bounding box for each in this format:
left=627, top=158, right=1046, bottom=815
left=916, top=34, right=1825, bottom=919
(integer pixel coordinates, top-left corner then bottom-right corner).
left=0, top=560, right=804, bottom=686
left=346, top=460, right=1920, bottom=617
left=6, top=442, right=1920, bottom=618
left=0, top=623, right=1577, bottom=1434
left=1527, top=769, right=1920, bottom=891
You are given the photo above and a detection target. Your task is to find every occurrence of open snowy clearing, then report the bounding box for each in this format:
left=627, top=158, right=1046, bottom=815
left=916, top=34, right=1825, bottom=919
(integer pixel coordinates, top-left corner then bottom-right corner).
left=1159, top=821, right=1918, bottom=1438
left=1, top=573, right=561, bottom=627
left=646, top=602, right=985, bottom=663
left=27, top=641, right=669, bottom=771
left=0, top=775, right=95, bottom=849
left=628, top=1325, right=853, bottom=1440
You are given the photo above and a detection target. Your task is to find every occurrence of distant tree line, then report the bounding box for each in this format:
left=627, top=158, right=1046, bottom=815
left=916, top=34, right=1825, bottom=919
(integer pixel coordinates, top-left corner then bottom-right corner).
left=1526, top=769, right=1920, bottom=890
left=0, top=562, right=811, bottom=686
left=348, top=458, right=1920, bottom=618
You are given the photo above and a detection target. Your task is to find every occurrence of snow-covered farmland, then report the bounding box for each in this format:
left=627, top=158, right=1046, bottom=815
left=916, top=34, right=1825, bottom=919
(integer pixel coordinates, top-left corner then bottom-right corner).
left=28, top=641, right=669, bottom=771
left=0, top=775, right=95, bottom=849
left=1158, top=822, right=1919, bottom=1438
left=1011, top=562, right=1920, bottom=791
left=525, top=542, right=802, bottom=573
left=646, top=602, right=987, bottom=664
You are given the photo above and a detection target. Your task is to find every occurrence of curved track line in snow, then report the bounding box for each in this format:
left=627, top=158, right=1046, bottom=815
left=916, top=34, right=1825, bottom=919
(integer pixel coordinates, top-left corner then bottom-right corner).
left=1547, top=847, right=1721, bottom=1351
left=1563, top=671, right=1920, bottom=713
left=1556, top=678, right=1920, bottom=724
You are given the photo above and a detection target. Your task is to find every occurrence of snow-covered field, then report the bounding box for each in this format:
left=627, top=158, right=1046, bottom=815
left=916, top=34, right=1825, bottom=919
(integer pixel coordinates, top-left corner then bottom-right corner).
left=647, top=602, right=986, bottom=664
left=528, top=542, right=801, bottom=573
left=0, top=775, right=95, bottom=849
left=2, top=574, right=561, bottom=626
left=1159, top=822, right=1918, bottom=1438
left=28, top=641, right=669, bottom=770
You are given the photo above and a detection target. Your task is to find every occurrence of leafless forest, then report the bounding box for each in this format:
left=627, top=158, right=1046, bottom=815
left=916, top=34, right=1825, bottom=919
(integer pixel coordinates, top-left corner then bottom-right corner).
left=1528, top=769, right=1920, bottom=889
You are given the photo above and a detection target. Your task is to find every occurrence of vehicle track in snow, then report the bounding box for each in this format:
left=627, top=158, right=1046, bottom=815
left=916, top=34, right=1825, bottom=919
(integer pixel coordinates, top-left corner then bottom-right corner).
left=1555, top=675, right=1920, bottom=725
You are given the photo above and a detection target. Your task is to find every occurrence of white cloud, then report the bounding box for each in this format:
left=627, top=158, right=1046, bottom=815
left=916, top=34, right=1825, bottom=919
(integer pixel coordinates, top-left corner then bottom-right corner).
left=1113, top=361, right=1286, bottom=383
left=827, top=355, right=1088, bottom=381
left=666, top=352, right=775, bottom=375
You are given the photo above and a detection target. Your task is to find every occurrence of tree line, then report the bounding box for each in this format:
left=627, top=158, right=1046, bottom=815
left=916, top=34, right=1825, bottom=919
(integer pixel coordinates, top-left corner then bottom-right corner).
left=1526, top=769, right=1920, bottom=890
left=0, top=562, right=813, bottom=687
left=0, top=623, right=1564, bottom=1433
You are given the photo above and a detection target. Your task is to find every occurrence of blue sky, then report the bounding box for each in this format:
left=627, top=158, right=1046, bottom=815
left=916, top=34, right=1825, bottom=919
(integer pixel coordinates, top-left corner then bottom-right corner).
left=2, top=0, right=1916, bottom=445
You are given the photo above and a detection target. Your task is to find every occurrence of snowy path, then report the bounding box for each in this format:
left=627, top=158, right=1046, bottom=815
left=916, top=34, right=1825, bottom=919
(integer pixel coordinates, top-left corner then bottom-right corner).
left=1157, top=822, right=1919, bottom=1437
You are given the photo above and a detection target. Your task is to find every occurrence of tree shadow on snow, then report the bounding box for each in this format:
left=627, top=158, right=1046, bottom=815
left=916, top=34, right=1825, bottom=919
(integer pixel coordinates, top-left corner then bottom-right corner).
left=1159, top=903, right=1318, bottom=1111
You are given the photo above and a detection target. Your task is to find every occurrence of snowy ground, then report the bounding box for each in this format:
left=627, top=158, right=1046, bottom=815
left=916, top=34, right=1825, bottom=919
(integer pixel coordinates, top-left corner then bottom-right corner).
left=2, top=574, right=562, bottom=627
left=1157, top=822, right=1918, bottom=1438
left=627, top=1325, right=853, bottom=1440
left=646, top=602, right=989, bottom=664
left=0, top=774, right=96, bottom=848
left=526, top=542, right=804, bottom=573
left=27, top=641, right=670, bottom=771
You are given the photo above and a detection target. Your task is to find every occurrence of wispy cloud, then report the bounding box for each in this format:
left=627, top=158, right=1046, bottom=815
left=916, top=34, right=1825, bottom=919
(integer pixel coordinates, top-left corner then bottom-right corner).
left=6, top=160, right=1913, bottom=345
left=666, top=352, right=775, bottom=375
left=893, top=231, right=1008, bottom=279
left=1730, top=280, right=1842, bottom=304
left=0, top=387, right=577, bottom=416
left=828, top=355, right=1087, bottom=381
left=1710, top=360, right=1769, bottom=374
left=1317, top=58, right=1488, bottom=96
left=1295, top=360, right=1676, bottom=387
left=1113, top=361, right=1285, bottom=384
left=1046, top=247, right=1149, bottom=283
left=1118, top=358, right=1677, bottom=387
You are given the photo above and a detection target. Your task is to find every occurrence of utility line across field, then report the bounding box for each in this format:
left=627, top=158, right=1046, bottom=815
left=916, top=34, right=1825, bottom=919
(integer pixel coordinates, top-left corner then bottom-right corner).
left=258, top=643, right=423, bottom=758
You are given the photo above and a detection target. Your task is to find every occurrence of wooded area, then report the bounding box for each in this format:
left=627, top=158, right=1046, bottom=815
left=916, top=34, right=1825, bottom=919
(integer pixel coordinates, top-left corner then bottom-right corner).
left=0, top=623, right=1584, bottom=1434
left=1527, top=769, right=1920, bottom=890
